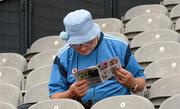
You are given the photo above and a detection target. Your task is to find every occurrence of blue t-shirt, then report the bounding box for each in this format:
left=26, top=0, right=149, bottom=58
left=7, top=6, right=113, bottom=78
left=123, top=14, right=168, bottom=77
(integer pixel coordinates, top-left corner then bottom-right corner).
left=48, top=32, right=145, bottom=103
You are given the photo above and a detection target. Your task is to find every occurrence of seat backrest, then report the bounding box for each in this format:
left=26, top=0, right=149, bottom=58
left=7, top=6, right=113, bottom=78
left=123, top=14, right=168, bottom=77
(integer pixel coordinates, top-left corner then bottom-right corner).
left=0, top=66, right=23, bottom=89
left=27, top=50, right=57, bottom=70
left=130, top=29, right=180, bottom=52
left=145, top=57, right=180, bottom=88
left=124, top=4, right=168, bottom=22
left=0, top=102, right=17, bottom=109
left=91, top=95, right=155, bottom=109
left=163, top=0, right=180, bottom=5
left=24, top=82, right=49, bottom=103
left=0, top=53, right=27, bottom=72
left=134, top=41, right=180, bottom=68
left=24, top=36, right=65, bottom=62
left=149, top=74, right=180, bottom=107
left=30, top=35, right=65, bottom=53
left=170, top=4, right=180, bottom=22
left=0, top=83, right=21, bottom=106
left=163, top=0, right=180, bottom=10
left=25, top=65, right=51, bottom=90
left=125, top=14, right=172, bottom=40
left=28, top=99, right=85, bottom=109
left=104, top=32, right=129, bottom=43
left=94, top=18, right=124, bottom=33
left=159, top=94, right=180, bottom=109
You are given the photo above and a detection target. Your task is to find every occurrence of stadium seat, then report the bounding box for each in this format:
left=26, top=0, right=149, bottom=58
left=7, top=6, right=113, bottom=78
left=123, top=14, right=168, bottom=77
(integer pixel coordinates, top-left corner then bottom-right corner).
left=125, top=14, right=172, bottom=40
left=124, top=4, right=168, bottom=24
left=130, top=29, right=180, bottom=53
left=24, top=35, right=65, bottom=62
left=0, top=102, right=17, bottom=109
left=0, top=83, right=21, bottom=106
left=104, top=32, right=129, bottom=43
left=23, top=50, right=57, bottom=75
left=170, top=4, right=180, bottom=22
left=25, top=65, right=51, bottom=90
left=144, top=57, right=180, bottom=88
left=94, top=18, right=124, bottom=33
left=163, top=0, right=180, bottom=11
left=0, top=66, right=24, bottom=89
left=134, top=41, right=180, bottom=68
left=0, top=53, right=27, bottom=72
left=159, top=94, right=180, bottom=109
left=149, top=74, right=180, bottom=108
left=28, top=99, right=85, bottom=109
left=91, top=95, right=155, bottom=109
left=23, top=82, right=49, bottom=103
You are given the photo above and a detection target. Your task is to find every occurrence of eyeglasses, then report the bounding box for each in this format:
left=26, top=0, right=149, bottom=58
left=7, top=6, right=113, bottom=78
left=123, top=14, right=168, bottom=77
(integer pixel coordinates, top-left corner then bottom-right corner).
left=70, top=38, right=95, bottom=48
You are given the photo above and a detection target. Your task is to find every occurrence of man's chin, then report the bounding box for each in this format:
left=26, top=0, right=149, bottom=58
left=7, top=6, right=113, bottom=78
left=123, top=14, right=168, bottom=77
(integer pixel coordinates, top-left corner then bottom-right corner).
left=79, top=51, right=91, bottom=56
left=77, top=46, right=95, bottom=56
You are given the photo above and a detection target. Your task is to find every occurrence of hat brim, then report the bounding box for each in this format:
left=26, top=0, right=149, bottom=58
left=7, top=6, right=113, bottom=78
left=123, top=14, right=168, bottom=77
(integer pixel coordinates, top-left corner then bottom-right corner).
left=66, top=23, right=100, bottom=44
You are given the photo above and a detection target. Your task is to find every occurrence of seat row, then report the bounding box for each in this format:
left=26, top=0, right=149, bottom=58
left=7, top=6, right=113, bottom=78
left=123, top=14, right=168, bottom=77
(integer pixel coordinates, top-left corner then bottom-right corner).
left=1, top=92, right=180, bottom=109
left=2, top=70, right=180, bottom=108
left=1, top=30, right=180, bottom=89
left=1, top=27, right=180, bottom=72
left=1, top=43, right=180, bottom=108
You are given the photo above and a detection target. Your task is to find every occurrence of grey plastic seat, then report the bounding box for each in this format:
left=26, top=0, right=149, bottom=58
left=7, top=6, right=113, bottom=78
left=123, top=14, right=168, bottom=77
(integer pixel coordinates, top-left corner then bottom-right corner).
left=0, top=53, right=27, bottom=72
left=175, top=18, right=180, bottom=33
left=124, top=4, right=168, bottom=24
left=130, top=29, right=180, bottom=53
left=105, top=32, right=129, bottom=43
left=163, top=0, right=180, bottom=11
left=94, top=18, right=124, bottom=33
left=170, top=4, right=180, bottom=22
left=0, top=83, right=21, bottom=106
left=159, top=94, right=180, bottom=109
left=29, top=99, right=85, bottom=109
left=125, top=14, right=172, bottom=40
left=0, top=102, right=17, bottom=109
left=24, top=36, right=65, bottom=61
left=24, top=50, right=57, bottom=75
left=149, top=74, right=180, bottom=108
left=0, top=66, right=24, bottom=89
left=91, top=95, right=155, bottom=109
left=30, top=36, right=65, bottom=53
left=24, top=82, right=49, bottom=103
left=134, top=41, right=180, bottom=68
left=145, top=57, right=180, bottom=88
left=25, top=65, right=51, bottom=90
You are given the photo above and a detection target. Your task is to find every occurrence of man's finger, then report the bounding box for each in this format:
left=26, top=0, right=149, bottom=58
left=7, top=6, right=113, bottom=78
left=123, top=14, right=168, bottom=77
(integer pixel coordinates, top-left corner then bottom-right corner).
left=76, top=80, right=88, bottom=87
left=114, top=70, right=126, bottom=79
left=118, top=68, right=129, bottom=75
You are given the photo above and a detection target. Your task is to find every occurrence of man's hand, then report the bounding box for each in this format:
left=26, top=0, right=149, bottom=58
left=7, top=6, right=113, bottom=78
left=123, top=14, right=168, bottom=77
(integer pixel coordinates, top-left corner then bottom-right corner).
left=67, top=79, right=89, bottom=99
left=50, top=68, right=89, bottom=99
left=113, top=67, right=136, bottom=90
left=67, top=68, right=89, bottom=99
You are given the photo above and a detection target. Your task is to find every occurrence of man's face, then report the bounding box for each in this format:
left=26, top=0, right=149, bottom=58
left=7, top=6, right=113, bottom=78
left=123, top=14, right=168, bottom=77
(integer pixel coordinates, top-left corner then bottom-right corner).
left=70, top=37, right=98, bottom=55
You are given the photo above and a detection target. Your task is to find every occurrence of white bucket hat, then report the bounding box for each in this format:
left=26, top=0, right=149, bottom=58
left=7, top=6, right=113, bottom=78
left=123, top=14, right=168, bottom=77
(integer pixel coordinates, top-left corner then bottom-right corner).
left=59, top=9, right=100, bottom=44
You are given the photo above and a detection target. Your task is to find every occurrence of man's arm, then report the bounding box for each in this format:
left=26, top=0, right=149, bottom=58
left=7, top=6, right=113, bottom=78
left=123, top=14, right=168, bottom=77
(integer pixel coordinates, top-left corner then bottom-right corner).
left=130, top=77, right=145, bottom=93
left=113, top=67, right=145, bottom=93
left=50, top=80, right=89, bottom=99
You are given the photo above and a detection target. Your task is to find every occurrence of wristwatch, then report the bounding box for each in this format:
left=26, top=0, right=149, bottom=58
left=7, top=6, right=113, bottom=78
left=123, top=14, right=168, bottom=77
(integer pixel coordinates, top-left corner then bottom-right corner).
left=132, top=84, right=138, bottom=92
left=130, top=80, right=138, bottom=92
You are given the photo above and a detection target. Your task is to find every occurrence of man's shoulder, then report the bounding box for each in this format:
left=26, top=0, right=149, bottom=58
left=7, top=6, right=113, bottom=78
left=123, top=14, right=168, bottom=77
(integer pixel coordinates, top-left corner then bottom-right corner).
left=56, top=44, right=71, bottom=57
left=103, top=34, right=128, bottom=46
